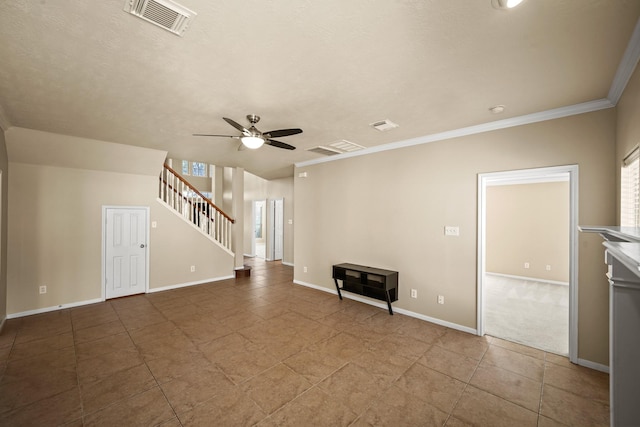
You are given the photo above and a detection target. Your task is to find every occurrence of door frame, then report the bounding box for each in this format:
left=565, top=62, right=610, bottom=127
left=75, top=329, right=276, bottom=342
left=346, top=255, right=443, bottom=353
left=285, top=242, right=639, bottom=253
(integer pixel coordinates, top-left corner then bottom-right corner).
left=477, top=165, right=578, bottom=363
left=267, top=198, right=284, bottom=261
left=101, top=205, right=150, bottom=301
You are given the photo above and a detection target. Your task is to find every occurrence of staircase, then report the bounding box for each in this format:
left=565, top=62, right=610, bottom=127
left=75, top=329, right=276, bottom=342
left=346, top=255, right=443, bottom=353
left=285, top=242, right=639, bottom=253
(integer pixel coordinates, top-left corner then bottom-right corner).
left=158, top=163, right=235, bottom=254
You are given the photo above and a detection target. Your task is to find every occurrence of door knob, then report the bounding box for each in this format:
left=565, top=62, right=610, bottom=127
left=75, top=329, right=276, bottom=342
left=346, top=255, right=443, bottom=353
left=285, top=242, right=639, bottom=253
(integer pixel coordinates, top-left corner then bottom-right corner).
left=140, top=244, right=145, bottom=248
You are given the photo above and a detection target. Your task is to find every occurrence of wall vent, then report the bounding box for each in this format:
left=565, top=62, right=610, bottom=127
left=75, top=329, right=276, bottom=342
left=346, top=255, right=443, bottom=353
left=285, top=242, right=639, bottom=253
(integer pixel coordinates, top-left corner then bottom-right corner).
left=370, top=119, right=399, bottom=132
left=308, top=146, right=343, bottom=156
left=124, top=0, right=196, bottom=37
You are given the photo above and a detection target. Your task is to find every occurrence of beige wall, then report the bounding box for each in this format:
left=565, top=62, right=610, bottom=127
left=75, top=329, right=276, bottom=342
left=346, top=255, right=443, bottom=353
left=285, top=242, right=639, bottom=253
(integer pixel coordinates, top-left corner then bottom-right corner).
left=6, top=131, right=234, bottom=316
left=0, top=131, right=7, bottom=324
left=243, top=172, right=294, bottom=265
left=294, top=109, right=616, bottom=365
left=486, top=182, right=569, bottom=282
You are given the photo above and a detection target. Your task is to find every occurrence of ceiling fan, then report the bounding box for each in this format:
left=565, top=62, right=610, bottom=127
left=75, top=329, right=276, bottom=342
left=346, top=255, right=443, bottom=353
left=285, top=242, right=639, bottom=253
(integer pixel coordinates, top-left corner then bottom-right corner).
left=193, top=114, right=302, bottom=150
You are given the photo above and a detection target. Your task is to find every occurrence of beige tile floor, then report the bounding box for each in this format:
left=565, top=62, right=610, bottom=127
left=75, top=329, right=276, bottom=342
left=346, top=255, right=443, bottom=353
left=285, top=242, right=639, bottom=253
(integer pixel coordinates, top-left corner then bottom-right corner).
left=0, top=258, right=609, bottom=426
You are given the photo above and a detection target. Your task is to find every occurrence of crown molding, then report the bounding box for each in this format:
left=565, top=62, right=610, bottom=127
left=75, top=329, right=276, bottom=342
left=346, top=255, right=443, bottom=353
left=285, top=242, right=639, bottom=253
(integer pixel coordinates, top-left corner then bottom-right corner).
left=296, top=98, right=615, bottom=169
left=608, top=17, right=640, bottom=104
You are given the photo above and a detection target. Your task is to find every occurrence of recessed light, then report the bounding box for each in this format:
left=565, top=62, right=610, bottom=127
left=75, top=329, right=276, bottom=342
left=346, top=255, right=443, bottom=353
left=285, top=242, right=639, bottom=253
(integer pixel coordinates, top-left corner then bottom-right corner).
left=370, top=119, right=399, bottom=132
left=492, top=0, right=525, bottom=10
left=489, top=105, right=506, bottom=114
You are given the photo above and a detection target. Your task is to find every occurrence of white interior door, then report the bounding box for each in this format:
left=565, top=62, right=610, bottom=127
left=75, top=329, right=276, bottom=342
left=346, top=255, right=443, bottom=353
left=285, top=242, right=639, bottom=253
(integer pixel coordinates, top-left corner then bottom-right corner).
left=104, top=207, right=148, bottom=299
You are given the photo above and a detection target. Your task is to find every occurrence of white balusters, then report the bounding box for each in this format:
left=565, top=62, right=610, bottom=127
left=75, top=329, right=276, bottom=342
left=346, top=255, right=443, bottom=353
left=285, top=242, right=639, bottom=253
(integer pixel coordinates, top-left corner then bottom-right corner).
left=158, top=164, right=234, bottom=252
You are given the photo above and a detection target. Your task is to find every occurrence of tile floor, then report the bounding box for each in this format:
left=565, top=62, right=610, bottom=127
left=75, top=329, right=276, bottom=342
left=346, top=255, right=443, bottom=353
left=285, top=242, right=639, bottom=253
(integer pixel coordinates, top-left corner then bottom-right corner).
left=0, top=258, right=609, bottom=426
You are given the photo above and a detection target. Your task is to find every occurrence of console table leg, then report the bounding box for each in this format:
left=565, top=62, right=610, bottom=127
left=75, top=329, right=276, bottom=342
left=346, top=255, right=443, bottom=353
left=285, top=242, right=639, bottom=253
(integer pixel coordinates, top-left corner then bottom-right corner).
left=334, top=279, right=343, bottom=300
left=385, top=291, right=394, bottom=315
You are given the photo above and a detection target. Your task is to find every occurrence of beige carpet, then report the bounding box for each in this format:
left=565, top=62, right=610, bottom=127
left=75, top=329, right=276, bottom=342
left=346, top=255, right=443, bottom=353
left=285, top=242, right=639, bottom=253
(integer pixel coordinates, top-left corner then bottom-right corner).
left=484, top=274, right=569, bottom=355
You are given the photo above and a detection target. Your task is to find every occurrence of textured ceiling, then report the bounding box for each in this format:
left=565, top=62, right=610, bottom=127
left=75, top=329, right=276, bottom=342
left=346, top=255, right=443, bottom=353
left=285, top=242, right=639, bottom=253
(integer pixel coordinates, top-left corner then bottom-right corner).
left=1, top=0, right=639, bottom=179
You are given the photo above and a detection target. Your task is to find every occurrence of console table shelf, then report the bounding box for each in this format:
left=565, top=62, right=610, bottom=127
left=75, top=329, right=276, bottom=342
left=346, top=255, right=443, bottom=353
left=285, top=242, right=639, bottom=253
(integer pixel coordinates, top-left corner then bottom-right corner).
left=332, top=263, right=398, bottom=315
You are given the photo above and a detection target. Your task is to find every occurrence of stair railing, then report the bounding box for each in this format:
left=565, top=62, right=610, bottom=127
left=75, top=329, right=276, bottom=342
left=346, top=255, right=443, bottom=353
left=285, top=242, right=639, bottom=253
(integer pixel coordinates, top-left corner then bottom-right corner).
left=159, top=164, right=234, bottom=252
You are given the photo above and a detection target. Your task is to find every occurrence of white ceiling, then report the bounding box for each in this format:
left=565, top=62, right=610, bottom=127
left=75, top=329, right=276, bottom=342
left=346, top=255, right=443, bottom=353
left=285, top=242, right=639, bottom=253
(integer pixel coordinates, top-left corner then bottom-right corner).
left=1, top=0, right=639, bottom=179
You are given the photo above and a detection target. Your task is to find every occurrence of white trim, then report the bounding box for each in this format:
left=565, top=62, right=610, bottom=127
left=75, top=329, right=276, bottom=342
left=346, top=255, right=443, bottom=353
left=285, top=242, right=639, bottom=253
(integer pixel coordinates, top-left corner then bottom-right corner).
left=148, top=275, right=234, bottom=293
left=293, top=280, right=476, bottom=335
left=477, top=165, right=579, bottom=364
left=282, top=261, right=294, bottom=267
left=0, top=103, right=10, bottom=131
left=0, top=316, right=6, bottom=333
left=102, top=205, right=151, bottom=300
left=486, top=272, right=569, bottom=287
left=296, top=99, right=614, bottom=169
left=7, top=298, right=104, bottom=319
left=577, top=358, right=610, bottom=374
left=608, top=18, right=640, bottom=104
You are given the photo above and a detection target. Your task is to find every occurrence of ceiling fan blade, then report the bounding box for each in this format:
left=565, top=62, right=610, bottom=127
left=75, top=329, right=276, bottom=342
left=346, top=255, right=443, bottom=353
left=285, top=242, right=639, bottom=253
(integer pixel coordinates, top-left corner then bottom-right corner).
left=193, top=134, right=240, bottom=139
left=263, top=128, right=303, bottom=138
left=223, top=117, right=250, bottom=135
left=265, top=139, right=296, bottom=150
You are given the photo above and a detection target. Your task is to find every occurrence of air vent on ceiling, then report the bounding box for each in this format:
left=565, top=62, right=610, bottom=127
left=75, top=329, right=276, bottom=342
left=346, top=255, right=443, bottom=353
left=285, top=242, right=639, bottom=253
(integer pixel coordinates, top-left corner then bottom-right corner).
left=308, top=146, right=343, bottom=156
left=124, top=0, right=196, bottom=37
left=308, top=140, right=366, bottom=156
left=329, top=140, right=365, bottom=152
left=370, top=119, right=399, bottom=132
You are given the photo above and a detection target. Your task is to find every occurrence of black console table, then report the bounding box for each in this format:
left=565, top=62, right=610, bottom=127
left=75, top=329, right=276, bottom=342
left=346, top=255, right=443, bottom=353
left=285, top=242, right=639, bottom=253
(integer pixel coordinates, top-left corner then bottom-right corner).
left=332, top=263, right=398, bottom=315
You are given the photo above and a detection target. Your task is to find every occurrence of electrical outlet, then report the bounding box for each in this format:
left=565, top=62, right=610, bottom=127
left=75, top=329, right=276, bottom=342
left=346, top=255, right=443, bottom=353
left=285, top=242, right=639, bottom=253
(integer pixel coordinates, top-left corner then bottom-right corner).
left=524, top=262, right=530, bottom=269
left=546, top=265, right=551, bottom=271
left=39, top=285, right=47, bottom=294
left=151, top=221, right=157, bottom=228
left=410, top=289, right=417, bottom=298
left=303, top=266, right=308, bottom=273
left=190, top=265, right=196, bottom=272
left=437, top=295, right=445, bottom=304
left=444, top=226, right=460, bottom=236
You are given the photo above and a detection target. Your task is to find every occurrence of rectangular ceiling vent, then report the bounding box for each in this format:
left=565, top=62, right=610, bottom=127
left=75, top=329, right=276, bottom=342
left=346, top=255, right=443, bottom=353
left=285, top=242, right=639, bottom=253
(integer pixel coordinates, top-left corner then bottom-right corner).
left=308, top=146, right=343, bottom=156
left=124, top=0, right=197, bottom=37
left=329, top=140, right=365, bottom=152
left=308, top=140, right=366, bottom=156
left=370, top=119, right=399, bottom=132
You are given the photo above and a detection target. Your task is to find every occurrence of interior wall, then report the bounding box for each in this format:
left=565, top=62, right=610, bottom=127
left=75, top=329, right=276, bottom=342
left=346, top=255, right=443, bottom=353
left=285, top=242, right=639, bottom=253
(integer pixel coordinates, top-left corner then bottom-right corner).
left=486, top=182, right=569, bottom=282
left=5, top=129, right=234, bottom=316
left=0, top=130, right=8, bottom=325
left=294, top=109, right=616, bottom=366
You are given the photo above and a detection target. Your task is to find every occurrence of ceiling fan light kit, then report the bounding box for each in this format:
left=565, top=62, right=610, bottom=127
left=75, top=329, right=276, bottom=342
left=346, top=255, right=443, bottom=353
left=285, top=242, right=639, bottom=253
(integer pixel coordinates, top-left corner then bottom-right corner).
left=194, top=114, right=302, bottom=151
left=241, top=136, right=264, bottom=149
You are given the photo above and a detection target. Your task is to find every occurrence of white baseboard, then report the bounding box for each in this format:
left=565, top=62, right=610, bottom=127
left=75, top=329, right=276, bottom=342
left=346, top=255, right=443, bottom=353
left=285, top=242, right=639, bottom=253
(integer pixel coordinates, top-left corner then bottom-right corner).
left=577, top=358, right=609, bottom=373
left=7, top=298, right=104, bottom=319
left=0, top=316, right=6, bottom=333
left=292, top=280, right=477, bottom=335
left=486, top=272, right=569, bottom=286
left=148, top=275, right=235, bottom=293
left=282, top=261, right=294, bottom=267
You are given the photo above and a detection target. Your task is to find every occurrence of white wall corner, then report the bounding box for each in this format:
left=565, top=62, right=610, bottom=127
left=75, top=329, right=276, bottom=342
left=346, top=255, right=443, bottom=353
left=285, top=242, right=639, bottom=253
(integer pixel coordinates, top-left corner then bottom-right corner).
left=0, top=103, right=11, bottom=131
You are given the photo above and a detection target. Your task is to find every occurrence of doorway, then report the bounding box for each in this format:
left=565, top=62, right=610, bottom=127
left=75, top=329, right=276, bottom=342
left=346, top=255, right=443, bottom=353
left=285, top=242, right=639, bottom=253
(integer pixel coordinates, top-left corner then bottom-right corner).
left=477, top=165, right=578, bottom=361
left=253, top=200, right=266, bottom=259
left=102, top=206, right=149, bottom=299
